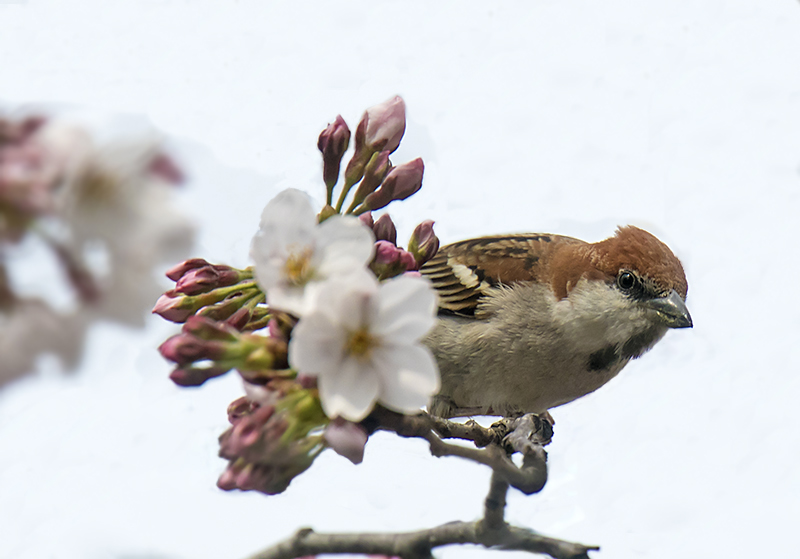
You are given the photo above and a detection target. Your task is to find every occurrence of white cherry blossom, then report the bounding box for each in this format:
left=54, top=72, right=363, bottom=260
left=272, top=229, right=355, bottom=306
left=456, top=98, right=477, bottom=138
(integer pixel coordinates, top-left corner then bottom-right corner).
left=37, top=119, right=194, bottom=326
left=0, top=299, right=87, bottom=388
left=288, top=269, right=439, bottom=422
left=250, top=188, right=374, bottom=317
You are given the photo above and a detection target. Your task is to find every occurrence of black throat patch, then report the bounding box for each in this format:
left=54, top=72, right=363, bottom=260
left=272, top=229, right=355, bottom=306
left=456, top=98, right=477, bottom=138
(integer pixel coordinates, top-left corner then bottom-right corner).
left=588, top=345, right=618, bottom=372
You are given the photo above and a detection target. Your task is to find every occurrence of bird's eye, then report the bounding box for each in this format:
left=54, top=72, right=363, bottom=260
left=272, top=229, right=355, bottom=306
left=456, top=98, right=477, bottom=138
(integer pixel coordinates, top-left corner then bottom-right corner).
left=617, top=271, right=637, bottom=291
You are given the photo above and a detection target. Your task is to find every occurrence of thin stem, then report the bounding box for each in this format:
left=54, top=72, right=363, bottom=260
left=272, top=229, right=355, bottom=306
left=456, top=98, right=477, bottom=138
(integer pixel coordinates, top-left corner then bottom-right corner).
left=334, top=176, right=357, bottom=213
left=344, top=197, right=360, bottom=215
left=249, top=521, right=598, bottom=559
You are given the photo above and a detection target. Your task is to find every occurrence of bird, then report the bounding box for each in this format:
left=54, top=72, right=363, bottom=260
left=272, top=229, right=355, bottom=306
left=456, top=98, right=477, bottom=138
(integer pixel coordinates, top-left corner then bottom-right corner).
left=420, top=225, right=692, bottom=419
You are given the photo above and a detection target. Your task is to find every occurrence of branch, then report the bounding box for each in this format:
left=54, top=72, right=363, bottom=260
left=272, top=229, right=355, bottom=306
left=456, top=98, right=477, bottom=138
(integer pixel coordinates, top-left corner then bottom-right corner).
left=249, top=521, right=598, bottom=559
left=366, top=408, right=550, bottom=494
left=423, top=431, right=546, bottom=495
left=248, top=409, right=597, bottom=559
left=481, top=471, right=509, bottom=531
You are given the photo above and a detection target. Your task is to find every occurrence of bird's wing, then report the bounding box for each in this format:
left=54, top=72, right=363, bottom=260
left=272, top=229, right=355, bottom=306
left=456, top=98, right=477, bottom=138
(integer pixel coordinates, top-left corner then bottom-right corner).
left=420, top=233, right=583, bottom=316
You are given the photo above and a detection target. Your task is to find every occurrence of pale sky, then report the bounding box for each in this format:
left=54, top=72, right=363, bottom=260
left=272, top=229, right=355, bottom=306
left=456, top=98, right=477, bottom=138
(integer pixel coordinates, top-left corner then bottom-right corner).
left=1, top=1, right=799, bottom=558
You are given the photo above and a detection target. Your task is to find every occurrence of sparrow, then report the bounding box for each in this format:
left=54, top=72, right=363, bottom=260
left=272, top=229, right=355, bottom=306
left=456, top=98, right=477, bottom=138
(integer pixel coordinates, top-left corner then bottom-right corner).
left=420, top=226, right=692, bottom=419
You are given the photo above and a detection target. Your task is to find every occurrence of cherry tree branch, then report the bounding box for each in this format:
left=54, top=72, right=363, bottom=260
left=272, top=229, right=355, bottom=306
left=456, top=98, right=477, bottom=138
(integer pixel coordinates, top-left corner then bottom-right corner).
left=367, top=408, right=551, bottom=494
left=250, top=521, right=599, bottom=559
left=248, top=409, right=597, bottom=559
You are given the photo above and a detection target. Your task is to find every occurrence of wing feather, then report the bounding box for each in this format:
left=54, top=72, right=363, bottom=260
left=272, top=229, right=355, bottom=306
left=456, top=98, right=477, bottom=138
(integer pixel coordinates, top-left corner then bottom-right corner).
left=421, top=233, right=584, bottom=316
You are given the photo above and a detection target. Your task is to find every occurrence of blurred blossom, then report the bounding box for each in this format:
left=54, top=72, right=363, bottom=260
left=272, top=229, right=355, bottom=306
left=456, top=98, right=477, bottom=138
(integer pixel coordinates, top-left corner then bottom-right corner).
left=0, top=299, right=87, bottom=387
left=36, top=120, right=195, bottom=326
left=0, top=111, right=194, bottom=386
left=289, top=270, right=439, bottom=422
left=250, top=188, right=375, bottom=317
left=0, top=116, right=63, bottom=242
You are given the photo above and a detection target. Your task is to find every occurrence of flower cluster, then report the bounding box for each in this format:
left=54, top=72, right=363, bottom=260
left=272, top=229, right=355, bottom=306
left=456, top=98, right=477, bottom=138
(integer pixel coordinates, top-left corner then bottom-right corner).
left=154, top=97, right=441, bottom=494
left=0, top=112, right=193, bottom=387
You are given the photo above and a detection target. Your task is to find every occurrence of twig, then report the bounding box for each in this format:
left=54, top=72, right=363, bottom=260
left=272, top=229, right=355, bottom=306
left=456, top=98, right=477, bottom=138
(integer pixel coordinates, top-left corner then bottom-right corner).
left=422, top=431, right=546, bottom=495
left=481, top=471, right=509, bottom=532
left=248, top=409, right=596, bottom=559
left=249, top=521, right=598, bottom=559
left=427, top=415, right=499, bottom=447
left=368, top=408, right=549, bottom=494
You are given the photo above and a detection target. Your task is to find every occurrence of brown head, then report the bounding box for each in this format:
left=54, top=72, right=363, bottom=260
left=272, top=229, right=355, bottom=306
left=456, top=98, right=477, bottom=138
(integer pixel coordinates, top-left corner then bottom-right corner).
left=548, top=225, right=691, bottom=328
left=588, top=226, right=688, bottom=298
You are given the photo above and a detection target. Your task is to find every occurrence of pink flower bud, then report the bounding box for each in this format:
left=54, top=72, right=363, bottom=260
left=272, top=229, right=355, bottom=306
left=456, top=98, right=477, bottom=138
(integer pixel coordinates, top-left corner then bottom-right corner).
left=183, top=315, right=238, bottom=341
left=169, top=365, right=228, bottom=387
left=227, top=396, right=257, bottom=425
left=228, top=405, right=276, bottom=453
left=363, top=158, right=424, bottom=211
left=197, top=290, right=252, bottom=322
left=217, top=464, right=240, bottom=491
left=166, top=258, right=210, bottom=281
left=318, top=115, right=351, bottom=189
left=324, top=418, right=368, bottom=465
left=174, top=264, right=242, bottom=296
left=399, top=250, right=418, bottom=272
left=373, top=240, right=402, bottom=265
left=408, top=220, right=439, bottom=266
left=386, top=158, right=424, bottom=201
left=370, top=241, right=417, bottom=278
left=152, top=293, right=195, bottom=323
left=372, top=213, right=397, bottom=244
left=226, top=306, right=252, bottom=331
left=362, top=96, right=406, bottom=154
left=344, top=97, right=406, bottom=187
left=358, top=212, right=374, bottom=229
left=159, top=332, right=227, bottom=365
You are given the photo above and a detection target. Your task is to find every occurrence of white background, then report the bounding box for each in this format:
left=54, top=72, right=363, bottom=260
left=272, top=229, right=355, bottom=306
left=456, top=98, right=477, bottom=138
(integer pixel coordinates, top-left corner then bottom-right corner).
left=2, top=1, right=800, bottom=558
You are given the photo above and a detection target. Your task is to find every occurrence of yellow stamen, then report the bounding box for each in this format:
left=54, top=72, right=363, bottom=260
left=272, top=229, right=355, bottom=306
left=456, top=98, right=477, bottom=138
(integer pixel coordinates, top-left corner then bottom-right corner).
left=78, top=167, right=118, bottom=205
left=283, top=247, right=314, bottom=286
left=345, top=328, right=377, bottom=360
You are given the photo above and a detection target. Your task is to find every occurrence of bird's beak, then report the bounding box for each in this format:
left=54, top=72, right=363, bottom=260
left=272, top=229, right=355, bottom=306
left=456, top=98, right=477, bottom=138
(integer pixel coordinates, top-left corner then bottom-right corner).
left=644, top=289, right=693, bottom=329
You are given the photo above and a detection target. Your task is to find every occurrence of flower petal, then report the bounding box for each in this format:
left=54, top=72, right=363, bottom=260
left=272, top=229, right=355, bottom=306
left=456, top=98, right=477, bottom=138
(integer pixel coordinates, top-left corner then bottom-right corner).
left=266, top=285, right=312, bottom=317
left=318, top=357, right=380, bottom=422
left=324, top=419, right=368, bottom=464
left=288, top=312, right=347, bottom=375
left=312, top=270, right=378, bottom=331
left=371, top=276, right=437, bottom=342
left=374, top=344, right=440, bottom=415
left=251, top=189, right=317, bottom=291
left=374, top=314, right=437, bottom=345
left=256, top=188, right=317, bottom=237
left=316, top=215, right=375, bottom=277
